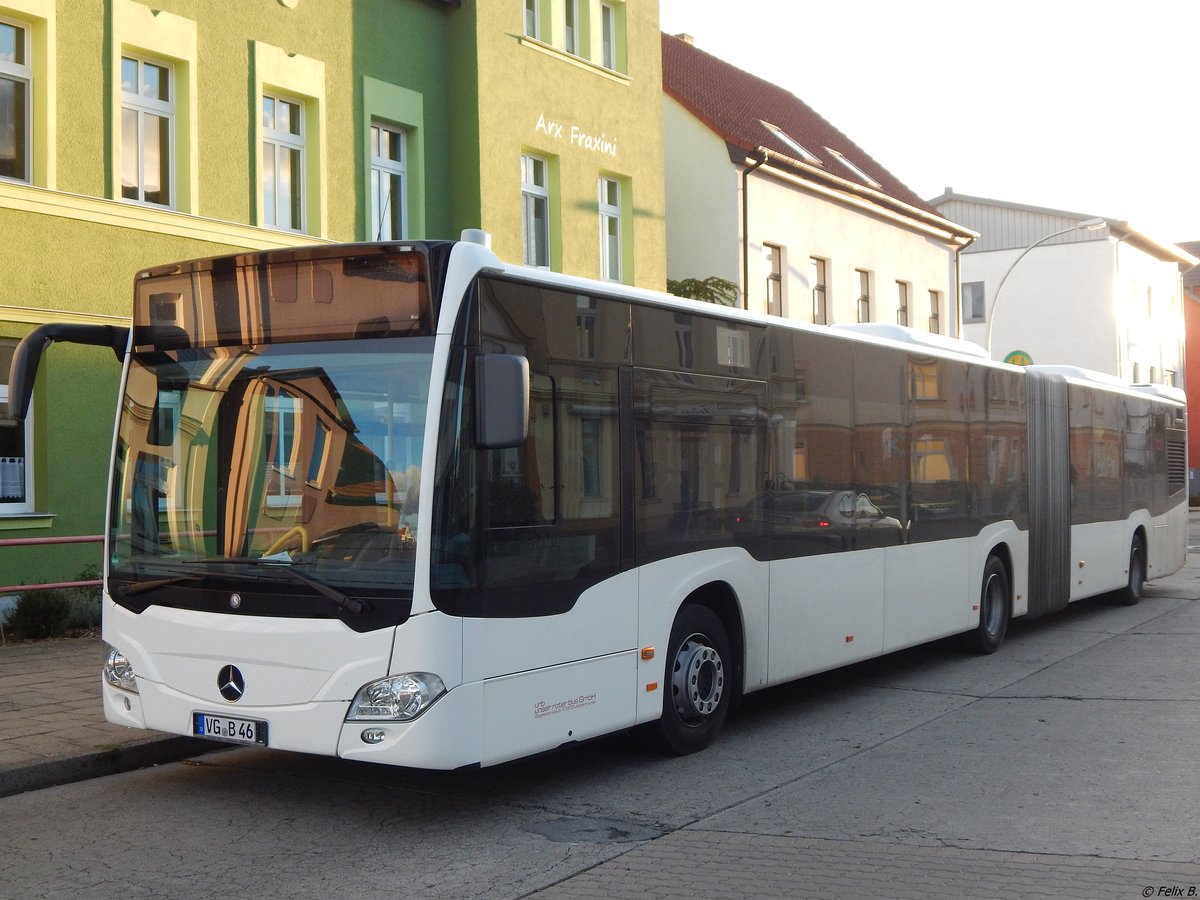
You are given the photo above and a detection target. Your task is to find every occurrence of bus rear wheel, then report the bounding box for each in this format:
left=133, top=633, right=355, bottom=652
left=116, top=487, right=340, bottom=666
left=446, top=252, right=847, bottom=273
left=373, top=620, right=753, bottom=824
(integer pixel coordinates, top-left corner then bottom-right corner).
left=648, top=604, right=731, bottom=756
left=1118, top=536, right=1146, bottom=606
left=967, top=556, right=1009, bottom=655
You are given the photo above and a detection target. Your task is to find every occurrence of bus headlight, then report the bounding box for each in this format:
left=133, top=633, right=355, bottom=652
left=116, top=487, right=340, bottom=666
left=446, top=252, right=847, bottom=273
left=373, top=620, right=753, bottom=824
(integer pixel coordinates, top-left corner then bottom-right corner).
left=347, top=673, right=445, bottom=722
left=103, top=647, right=139, bottom=694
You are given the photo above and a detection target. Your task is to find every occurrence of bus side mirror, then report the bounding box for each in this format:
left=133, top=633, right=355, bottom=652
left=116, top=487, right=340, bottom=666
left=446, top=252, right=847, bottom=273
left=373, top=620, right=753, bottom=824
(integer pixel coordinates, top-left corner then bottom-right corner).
left=475, top=354, right=529, bottom=449
left=2, top=323, right=128, bottom=426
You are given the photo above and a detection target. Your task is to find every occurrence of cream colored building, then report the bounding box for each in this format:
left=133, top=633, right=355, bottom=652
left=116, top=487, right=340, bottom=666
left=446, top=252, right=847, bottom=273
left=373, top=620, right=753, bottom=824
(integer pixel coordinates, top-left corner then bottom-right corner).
left=661, top=33, right=974, bottom=332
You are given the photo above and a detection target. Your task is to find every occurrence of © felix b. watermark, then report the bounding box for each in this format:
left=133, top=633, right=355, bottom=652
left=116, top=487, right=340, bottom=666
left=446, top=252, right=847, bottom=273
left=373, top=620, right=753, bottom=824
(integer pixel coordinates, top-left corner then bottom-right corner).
left=1143, top=888, right=1198, bottom=897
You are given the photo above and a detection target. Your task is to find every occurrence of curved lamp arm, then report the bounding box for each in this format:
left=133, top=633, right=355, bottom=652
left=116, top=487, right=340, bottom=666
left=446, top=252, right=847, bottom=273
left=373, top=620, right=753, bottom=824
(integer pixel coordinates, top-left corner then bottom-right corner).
left=984, top=217, right=1106, bottom=357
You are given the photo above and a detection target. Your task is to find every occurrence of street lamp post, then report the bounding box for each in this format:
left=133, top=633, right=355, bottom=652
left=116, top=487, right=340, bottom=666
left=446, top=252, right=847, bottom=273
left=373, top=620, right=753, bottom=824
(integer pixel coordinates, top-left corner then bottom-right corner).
left=984, top=216, right=1107, bottom=357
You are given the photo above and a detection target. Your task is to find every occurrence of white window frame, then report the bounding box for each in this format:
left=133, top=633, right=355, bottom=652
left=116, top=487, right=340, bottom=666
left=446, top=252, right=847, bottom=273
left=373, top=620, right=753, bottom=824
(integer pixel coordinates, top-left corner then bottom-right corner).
left=600, top=3, right=616, bottom=69
left=120, top=52, right=175, bottom=207
left=264, top=389, right=302, bottom=508
left=576, top=295, right=597, bottom=360
left=765, top=243, right=783, bottom=317
left=963, top=281, right=986, bottom=323
left=262, top=92, right=306, bottom=232
left=761, top=120, right=821, bottom=165
left=521, top=153, right=550, bottom=268
left=856, top=269, right=872, bottom=323
left=563, top=0, right=579, bottom=55
left=0, top=15, right=32, bottom=184
left=825, top=147, right=881, bottom=188
left=370, top=120, right=407, bottom=241
left=811, top=257, right=828, bottom=325
left=896, top=280, right=910, bottom=327
left=523, top=0, right=541, bottom=39
left=717, top=325, right=749, bottom=369
left=928, top=290, right=942, bottom=333
left=0, top=374, right=33, bottom=514
left=598, top=176, right=621, bottom=282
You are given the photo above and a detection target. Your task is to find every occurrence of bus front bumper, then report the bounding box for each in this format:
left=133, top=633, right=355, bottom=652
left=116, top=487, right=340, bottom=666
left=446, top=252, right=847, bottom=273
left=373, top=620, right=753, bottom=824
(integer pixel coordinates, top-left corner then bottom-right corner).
left=102, top=676, right=485, bottom=769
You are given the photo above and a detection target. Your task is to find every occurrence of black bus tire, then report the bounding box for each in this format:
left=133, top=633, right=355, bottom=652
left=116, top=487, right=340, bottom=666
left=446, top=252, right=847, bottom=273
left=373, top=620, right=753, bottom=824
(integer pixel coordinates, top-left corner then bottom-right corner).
left=967, top=556, right=1010, bottom=655
left=647, top=604, right=732, bottom=755
left=1118, top=536, right=1146, bottom=606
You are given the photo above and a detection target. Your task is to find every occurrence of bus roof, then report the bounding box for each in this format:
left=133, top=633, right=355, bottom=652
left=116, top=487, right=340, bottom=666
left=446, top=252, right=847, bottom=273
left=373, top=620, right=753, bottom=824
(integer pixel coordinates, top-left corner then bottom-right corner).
left=134, top=236, right=1181, bottom=405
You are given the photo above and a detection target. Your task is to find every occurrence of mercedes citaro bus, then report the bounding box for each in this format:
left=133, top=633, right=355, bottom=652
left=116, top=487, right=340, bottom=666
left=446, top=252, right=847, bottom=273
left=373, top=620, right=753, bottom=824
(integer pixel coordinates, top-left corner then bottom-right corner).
left=3, top=232, right=1186, bottom=768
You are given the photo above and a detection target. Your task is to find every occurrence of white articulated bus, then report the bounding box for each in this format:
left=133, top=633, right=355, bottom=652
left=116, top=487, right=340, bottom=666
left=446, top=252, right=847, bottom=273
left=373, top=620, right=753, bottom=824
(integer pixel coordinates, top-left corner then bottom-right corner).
left=4, top=234, right=1187, bottom=768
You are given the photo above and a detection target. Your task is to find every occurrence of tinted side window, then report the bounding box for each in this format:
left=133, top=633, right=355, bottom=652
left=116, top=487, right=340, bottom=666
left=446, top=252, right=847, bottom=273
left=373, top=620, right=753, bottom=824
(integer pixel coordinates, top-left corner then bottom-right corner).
left=1090, top=389, right=1123, bottom=523
left=907, top=355, right=974, bottom=542
left=633, top=369, right=765, bottom=565
left=1150, top=403, right=1172, bottom=516
left=852, top=341, right=907, bottom=547
left=432, top=277, right=627, bottom=617
left=756, top=328, right=858, bottom=557
left=1067, top=384, right=1126, bottom=525
left=1122, top=396, right=1151, bottom=515
left=1068, top=385, right=1098, bottom=524
left=977, top=368, right=1028, bottom=529
left=633, top=305, right=763, bottom=378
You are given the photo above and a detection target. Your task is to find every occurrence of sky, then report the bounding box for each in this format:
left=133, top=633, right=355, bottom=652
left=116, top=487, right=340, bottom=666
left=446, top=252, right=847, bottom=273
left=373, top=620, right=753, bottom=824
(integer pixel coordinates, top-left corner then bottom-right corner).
left=658, top=0, right=1200, bottom=244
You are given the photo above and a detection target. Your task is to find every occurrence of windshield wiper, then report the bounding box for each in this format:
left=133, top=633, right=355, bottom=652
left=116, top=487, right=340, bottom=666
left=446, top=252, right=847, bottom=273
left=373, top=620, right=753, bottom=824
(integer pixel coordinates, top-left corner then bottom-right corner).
left=270, top=564, right=369, bottom=617
left=178, top=557, right=369, bottom=617
left=113, top=574, right=207, bottom=598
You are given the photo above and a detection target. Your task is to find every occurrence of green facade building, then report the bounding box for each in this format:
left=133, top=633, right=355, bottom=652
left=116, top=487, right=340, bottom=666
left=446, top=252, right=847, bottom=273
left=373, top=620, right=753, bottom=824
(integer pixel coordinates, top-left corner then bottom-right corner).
left=449, top=0, right=665, bottom=286
left=0, top=0, right=666, bottom=589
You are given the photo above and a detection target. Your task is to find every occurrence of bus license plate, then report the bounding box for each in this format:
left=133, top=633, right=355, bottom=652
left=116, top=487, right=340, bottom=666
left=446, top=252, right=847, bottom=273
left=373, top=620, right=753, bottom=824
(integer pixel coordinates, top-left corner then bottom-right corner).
left=192, top=712, right=267, bottom=746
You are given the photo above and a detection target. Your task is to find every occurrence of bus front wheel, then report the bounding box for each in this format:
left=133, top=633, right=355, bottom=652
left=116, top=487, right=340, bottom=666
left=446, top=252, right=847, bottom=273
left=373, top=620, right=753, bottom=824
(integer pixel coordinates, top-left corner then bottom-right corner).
left=968, top=556, right=1010, bottom=655
left=648, top=604, right=732, bottom=755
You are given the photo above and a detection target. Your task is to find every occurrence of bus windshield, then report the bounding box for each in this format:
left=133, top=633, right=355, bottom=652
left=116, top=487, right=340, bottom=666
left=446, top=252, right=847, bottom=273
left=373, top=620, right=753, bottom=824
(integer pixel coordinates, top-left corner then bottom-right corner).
left=108, top=336, right=433, bottom=618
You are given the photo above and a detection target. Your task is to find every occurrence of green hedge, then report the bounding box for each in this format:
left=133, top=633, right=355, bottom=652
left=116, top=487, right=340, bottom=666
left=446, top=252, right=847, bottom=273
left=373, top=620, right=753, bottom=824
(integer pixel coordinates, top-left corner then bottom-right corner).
left=6, top=566, right=102, bottom=640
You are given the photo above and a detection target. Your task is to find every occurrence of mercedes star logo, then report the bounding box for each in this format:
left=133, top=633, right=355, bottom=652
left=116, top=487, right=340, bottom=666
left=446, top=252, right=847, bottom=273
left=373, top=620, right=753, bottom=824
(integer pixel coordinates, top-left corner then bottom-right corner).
left=217, top=665, right=245, bottom=703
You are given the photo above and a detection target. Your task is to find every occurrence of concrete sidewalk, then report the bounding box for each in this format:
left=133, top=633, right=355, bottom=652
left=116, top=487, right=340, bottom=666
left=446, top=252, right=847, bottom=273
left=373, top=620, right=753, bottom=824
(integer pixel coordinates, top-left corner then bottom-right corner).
left=0, top=634, right=209, bottom=798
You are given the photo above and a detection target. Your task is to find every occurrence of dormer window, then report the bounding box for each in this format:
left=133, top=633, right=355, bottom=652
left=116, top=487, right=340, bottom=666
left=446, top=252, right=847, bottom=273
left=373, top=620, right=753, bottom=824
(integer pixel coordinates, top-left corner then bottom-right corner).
left=760, top=121, right=820, bottom=165
left=825, top=148, right=880, bottom=188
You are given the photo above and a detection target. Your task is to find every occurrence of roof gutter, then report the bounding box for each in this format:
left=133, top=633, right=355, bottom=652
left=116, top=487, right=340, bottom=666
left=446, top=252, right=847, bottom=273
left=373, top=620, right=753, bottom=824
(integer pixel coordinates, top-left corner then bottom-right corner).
left=743, top=146, right=979, bottom=337
left=750, top=146, right=978, bottom=246
left=741, top=151, right=767, bottom=310
left=1106, top=221, right=1198, bottom=267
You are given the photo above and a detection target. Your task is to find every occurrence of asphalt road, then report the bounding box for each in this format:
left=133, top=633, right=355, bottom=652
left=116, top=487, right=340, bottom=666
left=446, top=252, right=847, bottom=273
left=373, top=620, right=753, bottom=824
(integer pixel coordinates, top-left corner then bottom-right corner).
left=3, top=555, right=1200, bottom=898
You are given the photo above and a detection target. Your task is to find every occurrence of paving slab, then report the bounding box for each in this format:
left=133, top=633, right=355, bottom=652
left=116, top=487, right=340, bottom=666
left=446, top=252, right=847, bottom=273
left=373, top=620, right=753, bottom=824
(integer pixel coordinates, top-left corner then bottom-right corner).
left=0, top=634, right=210, bottom=797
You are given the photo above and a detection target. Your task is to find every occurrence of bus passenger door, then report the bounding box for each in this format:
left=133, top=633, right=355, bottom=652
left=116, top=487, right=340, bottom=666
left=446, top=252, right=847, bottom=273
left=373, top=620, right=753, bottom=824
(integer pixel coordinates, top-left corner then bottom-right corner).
left=461, top=278, right=640, bottom=764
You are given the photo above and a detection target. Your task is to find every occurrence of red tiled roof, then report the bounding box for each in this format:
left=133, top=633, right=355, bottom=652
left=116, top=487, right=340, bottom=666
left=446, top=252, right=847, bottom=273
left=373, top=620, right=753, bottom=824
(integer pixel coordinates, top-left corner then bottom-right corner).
left=662, top=33, right=936, bottom=216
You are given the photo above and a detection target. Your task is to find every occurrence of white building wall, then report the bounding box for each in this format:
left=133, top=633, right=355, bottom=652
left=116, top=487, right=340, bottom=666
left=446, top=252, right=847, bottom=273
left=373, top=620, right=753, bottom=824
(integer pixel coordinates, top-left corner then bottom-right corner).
left=1113, top=241, right=1185, bottom=385
left=742, top=169, right=954, bottom=331
left=959, top=238, right=1184, bottom=383
left=934, top=194, right=1187, bottom=387
left=663, top=98, right=742, bottom=290
left=961, top=240, right=1117, bottom=371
